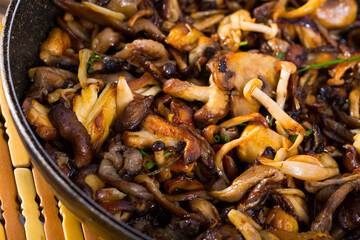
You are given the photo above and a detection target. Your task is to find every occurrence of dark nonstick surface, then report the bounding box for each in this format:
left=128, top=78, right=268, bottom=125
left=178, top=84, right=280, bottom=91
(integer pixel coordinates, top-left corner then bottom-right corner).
left=0, top=0, right=150, bottom=239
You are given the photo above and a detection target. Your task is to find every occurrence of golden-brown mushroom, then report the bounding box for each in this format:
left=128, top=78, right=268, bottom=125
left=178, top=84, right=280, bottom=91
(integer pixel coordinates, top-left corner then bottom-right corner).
left=208, top=52, right=279, bottom=116
left=276, top=61, right=297, bottom=110
left=22, top=98, right=57, bottom=141
left=122, top=114, right=201, bottom=164
left=163, top=78, right=229, bottom=127
left=113, top=39, right=169, bottom=67
left=313, top=0, right=358, bottom=29
left=259, top=153, right=339, bottom=181
left=265, top=206, right=299, bottom=232
left=165, top=23, right=203, bottom=52
left=209, top=165, right=284, bottom=202
left=217, top=10, right=278, bottom=52
left=228, top=209, right=262, bottom=240
left=277, top=0, right=327, bottom=19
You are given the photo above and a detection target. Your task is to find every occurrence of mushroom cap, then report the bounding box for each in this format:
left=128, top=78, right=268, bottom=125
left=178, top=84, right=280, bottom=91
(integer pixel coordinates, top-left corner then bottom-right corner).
left=237, top=123, right=295, bottom=163
left=276, top=61, right=297, bottom=74
left=313, top=0, right=358, bottom=29
left=208, top=52, right=279, bottom=116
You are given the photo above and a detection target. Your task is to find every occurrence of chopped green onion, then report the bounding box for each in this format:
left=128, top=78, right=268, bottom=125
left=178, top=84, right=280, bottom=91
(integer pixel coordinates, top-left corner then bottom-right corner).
left=306, top=129, right=313, bottom=135
left=214, top=135, right=221, bottom=143
left=269, top=116, right=274, bottom=126
left=164, top=152, right=173, bottom=158
left=146, top=153, right=183, bottom=176
left=239, top=41, right=248, bottom=47
left=288, top=135, right=298, bottom=141
left=139, top=149, right=149, bottom=157
left=298, top=56, right=360, bottom=73
left=146, top=162, right=156, bottom=170
left=275, top=53, right=285, bottom=58
left=237, top=123, right=247, bottom=127
left=224, top=137, right=230, bottom=143
left=87, top=53, right=102, bottom=73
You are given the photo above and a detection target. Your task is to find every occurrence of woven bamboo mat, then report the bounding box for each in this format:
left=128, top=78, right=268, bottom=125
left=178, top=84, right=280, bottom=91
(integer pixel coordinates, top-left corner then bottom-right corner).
left=0, top=21, right=102, bottom=240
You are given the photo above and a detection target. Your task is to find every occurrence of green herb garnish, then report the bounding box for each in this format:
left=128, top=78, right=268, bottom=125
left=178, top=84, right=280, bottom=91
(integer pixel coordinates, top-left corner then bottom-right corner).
left=146, top=162, right=156, bottom=170
left=269, top=116, right=274, bottom=126
left=139, top=149, right=149, bottom=157
left=146, top=153, right=183, bottom=176
left=214, top=135, right=221, bottom=143
left=164, top=152, right=173, bottom=158
left=288, top=135, right=298, bottom=141
left=87, top=53, right=102, bottom=73
left=275, top=53, right=285, bottom=58
left=239, top=41, right=248, bottom=47
left=237, top=123, right=247, bottom=127
left=298, top=56, right=360, bottom=73
left=224, top=137, right=230, bottom=143
left=289, top=129, right=313, bottom=141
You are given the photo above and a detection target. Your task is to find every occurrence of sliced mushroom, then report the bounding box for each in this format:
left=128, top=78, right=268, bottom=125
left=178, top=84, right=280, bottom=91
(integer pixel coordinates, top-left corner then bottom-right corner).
left=73, top=84, right=100, bottom=126
left=22, top=98, right=57, bottom=141
left=122, top=114, right=201, bottom=164
left=209, top=165, right=284, bottom=202
left=84, top=83, right=117, bottom=151
left=228, top=209, right=262, bottom=240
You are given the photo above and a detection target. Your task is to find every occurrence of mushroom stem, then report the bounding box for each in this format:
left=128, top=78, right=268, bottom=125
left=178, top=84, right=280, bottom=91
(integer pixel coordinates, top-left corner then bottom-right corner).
left=244, top=78, right=306, bottom=135
left=154, top=149, right=172, bottom=182
left=228, top=210, right=262, bottom=240
left=349, top=88, right=360, bottom=119
left=240, top=22, right=278, bottom=39
left=215, top=126, right=261, bottom=185
left=219, top=113, right=268, bottom=129
left=276, top=61, right=297, bottom=110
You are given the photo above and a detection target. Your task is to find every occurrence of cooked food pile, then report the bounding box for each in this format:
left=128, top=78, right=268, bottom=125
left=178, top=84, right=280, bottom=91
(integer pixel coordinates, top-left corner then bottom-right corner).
left=22, top=0, right=360, bottom=239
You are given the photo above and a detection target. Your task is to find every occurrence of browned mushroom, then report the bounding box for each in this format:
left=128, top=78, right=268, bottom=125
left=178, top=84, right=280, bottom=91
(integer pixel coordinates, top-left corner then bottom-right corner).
left=208, top=52, right=279, bottom=116
left=122, top=114, right=201, bottom=164
left=115, top=96, right=153, bottom=132
left=209, top=165, right=284, bottom=202
left=163, top=78, right=229, bottom=127
left=313, top=0, right=358, bottom=29
left=113, top=39, right=169, bottom=67
left=30, top=67, right=78, bottom=92
left=134, top=174, right=207, bottom=224
left=53, top=0, right=135, bottom=35
left=311, top=180, right=359, bottom=232
left=91, top=27, right=122, bottom=53
left=22, top=98, right=57, bottom=141
left=49, top=104, right=94, bottom=168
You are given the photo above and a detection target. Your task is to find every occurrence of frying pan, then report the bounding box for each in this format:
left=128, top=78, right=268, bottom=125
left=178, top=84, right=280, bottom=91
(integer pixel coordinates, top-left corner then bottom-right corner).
left=0, top=0, right=150, bottom=239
